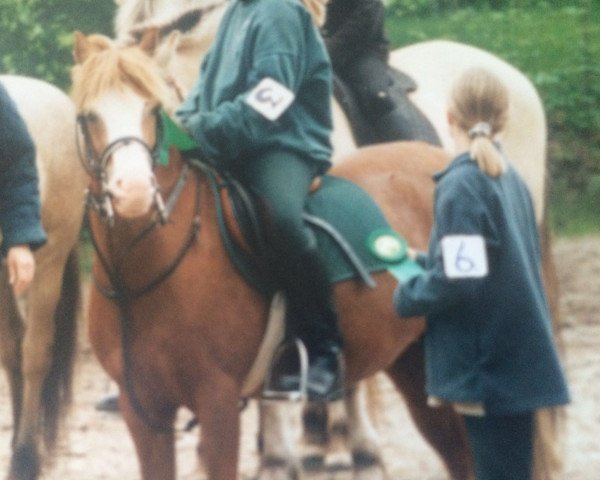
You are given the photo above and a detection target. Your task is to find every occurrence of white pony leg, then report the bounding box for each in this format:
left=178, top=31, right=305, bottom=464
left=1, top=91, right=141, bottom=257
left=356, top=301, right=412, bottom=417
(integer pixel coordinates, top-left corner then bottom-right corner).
left=322, top=399, right=353, bottom=479
left=257, top=400, right=303, bottom=480
left=345, top=381, right=387, bottom=480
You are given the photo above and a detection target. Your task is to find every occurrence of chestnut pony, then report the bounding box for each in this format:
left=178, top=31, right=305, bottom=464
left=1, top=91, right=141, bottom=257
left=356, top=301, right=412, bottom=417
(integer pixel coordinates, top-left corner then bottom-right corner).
left=0, top=76, right=86, bottom=480
left=112, top=3, right=564, bottom=478
left=71, top=32, right=474, bottom=480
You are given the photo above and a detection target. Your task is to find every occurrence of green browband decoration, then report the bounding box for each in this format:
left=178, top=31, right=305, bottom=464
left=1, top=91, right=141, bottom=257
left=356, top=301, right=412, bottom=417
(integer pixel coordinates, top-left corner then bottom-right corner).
left=158, top=110, right=199, bottom=166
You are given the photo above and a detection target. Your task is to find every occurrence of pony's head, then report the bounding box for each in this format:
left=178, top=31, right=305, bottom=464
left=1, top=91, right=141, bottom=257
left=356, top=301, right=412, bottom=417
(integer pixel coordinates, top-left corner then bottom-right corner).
left=71, top=30, right=177, bottom=220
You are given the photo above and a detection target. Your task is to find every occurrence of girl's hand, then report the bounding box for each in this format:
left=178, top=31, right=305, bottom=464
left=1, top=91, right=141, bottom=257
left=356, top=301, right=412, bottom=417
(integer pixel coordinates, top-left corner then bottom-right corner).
left=6, top=245, right=36, bottom=296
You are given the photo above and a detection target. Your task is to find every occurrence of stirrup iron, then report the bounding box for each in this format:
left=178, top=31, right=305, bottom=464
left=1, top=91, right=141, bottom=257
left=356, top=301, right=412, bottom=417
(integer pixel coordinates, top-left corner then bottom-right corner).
left=262, top=338, right=308, bottom=402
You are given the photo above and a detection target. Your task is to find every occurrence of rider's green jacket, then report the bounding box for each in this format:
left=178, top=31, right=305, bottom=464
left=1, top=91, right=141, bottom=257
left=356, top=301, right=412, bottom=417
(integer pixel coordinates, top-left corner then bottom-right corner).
left=176, top=0, right=333, bottom=171
left=0, top=82, right=47, bottom=255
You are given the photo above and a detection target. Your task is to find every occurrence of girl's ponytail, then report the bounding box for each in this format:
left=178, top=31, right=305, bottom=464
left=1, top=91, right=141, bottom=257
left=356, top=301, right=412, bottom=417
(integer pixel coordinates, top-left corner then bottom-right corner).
left=449, top=68, right=510, bottom=177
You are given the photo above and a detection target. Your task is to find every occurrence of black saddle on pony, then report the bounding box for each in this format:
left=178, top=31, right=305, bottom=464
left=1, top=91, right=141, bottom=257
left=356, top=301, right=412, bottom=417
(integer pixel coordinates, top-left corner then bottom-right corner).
left=333, top=66, right=441, bottom=147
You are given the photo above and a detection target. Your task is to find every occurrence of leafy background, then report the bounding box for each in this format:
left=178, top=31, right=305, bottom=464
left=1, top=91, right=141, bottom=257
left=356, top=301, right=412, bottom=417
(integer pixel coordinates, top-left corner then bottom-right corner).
left=1, top=0, right=598, bottom=234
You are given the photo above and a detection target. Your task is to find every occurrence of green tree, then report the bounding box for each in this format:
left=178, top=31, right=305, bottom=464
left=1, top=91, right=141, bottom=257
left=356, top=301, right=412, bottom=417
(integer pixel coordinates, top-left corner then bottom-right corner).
left=0, top=0, right=114, bottom=88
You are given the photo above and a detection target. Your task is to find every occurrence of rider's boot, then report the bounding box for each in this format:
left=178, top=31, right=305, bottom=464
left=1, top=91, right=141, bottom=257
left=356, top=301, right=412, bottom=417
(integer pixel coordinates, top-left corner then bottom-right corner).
left=267, top=243, right=345, bottom=402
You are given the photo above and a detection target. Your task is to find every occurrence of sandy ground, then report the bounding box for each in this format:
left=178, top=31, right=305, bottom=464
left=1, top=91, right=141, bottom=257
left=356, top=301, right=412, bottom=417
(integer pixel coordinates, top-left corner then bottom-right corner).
left=1, top=235, right=599, bottom=479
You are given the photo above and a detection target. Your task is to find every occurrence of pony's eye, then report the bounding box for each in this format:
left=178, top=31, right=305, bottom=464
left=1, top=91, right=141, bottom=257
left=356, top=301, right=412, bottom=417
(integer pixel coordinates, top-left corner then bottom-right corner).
left=85, top=111, right=100, bottom=124
left=146, top=103, right=161, bottom=117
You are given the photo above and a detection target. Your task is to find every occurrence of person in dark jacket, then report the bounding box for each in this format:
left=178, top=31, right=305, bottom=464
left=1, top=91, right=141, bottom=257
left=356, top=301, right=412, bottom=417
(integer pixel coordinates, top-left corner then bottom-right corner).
left=394, top=68, right=570, bottom=480
left=322, top=0, right=403, bottom=141
left=0, top=82, right=47, bottom=296
left=176, top=0, right=343, bottom=402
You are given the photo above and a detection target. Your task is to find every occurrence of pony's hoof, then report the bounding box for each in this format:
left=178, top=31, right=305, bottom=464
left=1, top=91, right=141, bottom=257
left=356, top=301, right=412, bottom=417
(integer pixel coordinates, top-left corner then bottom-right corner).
left=256, top=456, right=301, bottom=480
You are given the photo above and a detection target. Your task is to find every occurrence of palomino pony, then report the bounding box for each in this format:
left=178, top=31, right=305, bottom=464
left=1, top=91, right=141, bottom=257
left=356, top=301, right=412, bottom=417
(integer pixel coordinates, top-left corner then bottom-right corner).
left=71, top=32, right=474, bottom=480
left=113, top=2, right=564, bottom=478
left=0, top=75, right=86, bottom=480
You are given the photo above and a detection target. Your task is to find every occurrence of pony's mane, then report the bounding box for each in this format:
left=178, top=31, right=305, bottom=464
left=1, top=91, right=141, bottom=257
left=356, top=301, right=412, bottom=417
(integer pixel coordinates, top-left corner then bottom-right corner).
left=71, top=40, right=173, bottom=112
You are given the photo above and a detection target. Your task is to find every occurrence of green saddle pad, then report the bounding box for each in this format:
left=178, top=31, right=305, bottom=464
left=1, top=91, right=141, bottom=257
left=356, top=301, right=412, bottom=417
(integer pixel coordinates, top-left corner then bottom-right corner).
left=159, top=111, right=423, bottom=287
left=306, top=175, right=423, bottom=285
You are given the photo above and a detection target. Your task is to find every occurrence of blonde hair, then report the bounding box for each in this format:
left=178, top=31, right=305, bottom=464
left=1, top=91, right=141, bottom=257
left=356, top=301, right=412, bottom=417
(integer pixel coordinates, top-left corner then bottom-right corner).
left=71, top=36, right=173, bottom=113
left=302, top=0, right=328, bottom=27
left=448, top=67, right=510, bottom=177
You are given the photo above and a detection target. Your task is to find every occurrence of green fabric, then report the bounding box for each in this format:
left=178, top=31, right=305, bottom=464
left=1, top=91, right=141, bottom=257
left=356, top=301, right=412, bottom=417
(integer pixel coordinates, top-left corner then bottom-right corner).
left=158, top=110, right=198, bottom=165
left=175, top=0, right=333, bottom=169
left=306, top=175, right=423, bottom=284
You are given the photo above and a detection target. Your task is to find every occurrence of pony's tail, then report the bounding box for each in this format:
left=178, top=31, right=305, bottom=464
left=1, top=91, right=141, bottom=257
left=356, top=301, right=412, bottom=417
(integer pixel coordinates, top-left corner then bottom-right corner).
left=41, top=247, right=81, bottom=450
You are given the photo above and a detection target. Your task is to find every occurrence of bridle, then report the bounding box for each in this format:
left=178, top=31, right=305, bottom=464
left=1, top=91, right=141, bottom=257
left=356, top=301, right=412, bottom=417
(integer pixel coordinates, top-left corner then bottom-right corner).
left=76, top=111, right=172, bottom=226
left=76, top=106, right=200, bottom=293
left=77, top=106, right=202, bottom=432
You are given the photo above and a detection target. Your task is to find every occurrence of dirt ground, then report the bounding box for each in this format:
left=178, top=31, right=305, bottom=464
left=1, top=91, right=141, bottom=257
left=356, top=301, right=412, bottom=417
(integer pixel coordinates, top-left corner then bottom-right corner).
left=1, top=235, right=599, bottom=479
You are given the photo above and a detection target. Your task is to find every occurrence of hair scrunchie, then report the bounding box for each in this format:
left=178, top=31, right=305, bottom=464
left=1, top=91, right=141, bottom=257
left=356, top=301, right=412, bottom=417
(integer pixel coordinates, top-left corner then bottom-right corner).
left=468, top=122, right=492, bottom=139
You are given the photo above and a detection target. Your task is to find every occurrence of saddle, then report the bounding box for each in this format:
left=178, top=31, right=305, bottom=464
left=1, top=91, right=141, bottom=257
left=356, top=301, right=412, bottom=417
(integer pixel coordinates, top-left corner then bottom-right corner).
left=161, top=113, right=421, bottom=294
left=191, top=160, right=416, bottom=296
left=333, top=66, right=442, bottom=147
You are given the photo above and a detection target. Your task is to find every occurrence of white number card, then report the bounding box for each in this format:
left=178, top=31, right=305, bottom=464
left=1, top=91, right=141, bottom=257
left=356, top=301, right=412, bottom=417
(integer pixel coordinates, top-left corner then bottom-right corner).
left=245, top=77, right=295, bottom=121
left=441, top=235, right=488, bottom=279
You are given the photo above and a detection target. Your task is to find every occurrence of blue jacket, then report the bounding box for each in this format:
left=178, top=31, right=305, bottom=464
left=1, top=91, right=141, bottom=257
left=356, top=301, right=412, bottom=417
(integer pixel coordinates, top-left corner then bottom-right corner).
left=177, top=0, right=333, bottom=170
left=394, top=152, right=570, bottom=415
left=0, top=82, right=47, bottom=255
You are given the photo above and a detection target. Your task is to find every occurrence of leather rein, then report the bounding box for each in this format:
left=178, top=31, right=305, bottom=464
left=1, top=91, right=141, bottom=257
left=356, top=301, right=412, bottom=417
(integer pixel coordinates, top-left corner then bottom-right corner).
left=78, top=112, right=202, bottom=432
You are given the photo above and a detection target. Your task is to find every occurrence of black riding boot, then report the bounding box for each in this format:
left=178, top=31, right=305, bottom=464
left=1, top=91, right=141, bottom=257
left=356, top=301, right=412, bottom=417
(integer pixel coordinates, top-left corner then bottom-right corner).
left=271, top=245, right=345, bottom=402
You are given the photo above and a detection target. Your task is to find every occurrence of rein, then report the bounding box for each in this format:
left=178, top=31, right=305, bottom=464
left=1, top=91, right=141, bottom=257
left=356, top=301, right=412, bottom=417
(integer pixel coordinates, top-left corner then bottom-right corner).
left=86, top=152, right=202, bottom=433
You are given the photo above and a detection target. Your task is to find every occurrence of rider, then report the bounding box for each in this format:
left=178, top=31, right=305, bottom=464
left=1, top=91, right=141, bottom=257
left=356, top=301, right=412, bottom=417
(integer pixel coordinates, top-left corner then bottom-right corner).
left=0, top=83, right=47, bottom=295
left=176, top=0, right=344, bottom=402
left=322, top=0, right=406, bottom=142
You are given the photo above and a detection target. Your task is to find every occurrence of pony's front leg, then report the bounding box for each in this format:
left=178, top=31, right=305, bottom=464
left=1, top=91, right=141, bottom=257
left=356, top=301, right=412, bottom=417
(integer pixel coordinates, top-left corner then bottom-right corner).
left=257, top=400, right=303, bottom=480
left=0, top=270, right=24, bottom=444
left=119, top=394, right=177, bottom=480
left=197, top=392, right=244, bottom=480
left=10, top=277, right=65, bottom=480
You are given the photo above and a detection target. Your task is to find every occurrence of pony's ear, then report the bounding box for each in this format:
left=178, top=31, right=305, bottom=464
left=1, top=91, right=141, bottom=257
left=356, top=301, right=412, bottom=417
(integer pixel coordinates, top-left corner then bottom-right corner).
left=154, top=30, right=181, bottom=68
left=73, top=31, right=112, bottom=64
left=138, top=28, right=161, bottom=57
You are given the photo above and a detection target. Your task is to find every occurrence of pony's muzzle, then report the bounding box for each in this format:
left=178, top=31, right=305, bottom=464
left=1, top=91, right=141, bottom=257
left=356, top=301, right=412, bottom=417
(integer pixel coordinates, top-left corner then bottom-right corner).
left=106, top=146, right=157, bottom=218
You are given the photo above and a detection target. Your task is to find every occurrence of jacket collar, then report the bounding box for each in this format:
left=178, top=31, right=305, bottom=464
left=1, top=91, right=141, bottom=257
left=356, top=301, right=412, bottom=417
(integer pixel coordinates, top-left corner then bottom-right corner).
left=433, top=151, right=472, bottom=182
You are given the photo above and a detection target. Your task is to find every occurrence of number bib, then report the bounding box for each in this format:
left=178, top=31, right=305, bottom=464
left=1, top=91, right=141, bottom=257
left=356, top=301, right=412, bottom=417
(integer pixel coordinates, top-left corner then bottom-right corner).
left=245, top=77, right=295, bottom=121
left=441, top=235, right=488, bottom=279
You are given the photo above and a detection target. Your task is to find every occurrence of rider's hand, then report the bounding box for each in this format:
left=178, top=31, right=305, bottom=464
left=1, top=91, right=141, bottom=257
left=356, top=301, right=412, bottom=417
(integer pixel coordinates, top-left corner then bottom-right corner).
left=6, top=245, right=36, bottom=296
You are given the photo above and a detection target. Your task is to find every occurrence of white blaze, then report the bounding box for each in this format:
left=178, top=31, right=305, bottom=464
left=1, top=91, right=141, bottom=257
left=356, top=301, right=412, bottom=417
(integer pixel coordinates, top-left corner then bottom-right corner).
left=95, top=89, right=156, bottom=218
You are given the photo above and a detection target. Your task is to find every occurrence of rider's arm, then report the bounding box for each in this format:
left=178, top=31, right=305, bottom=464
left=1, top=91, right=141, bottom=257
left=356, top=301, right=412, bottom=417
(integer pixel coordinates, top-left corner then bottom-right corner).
left=177, top=3, right=313, bottom=162
left=394, top=167, right=497, bottom=318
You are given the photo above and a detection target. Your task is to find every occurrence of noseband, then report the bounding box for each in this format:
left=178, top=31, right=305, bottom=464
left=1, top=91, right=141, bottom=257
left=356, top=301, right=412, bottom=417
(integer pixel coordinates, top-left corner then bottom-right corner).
left=76, top=112, right=168, bottom=225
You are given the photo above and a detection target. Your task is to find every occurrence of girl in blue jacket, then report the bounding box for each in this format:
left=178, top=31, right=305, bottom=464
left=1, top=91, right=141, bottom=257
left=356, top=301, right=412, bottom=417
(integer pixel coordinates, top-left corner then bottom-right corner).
left=0, top=83, right=47, bottom=296
left=177, top=0, right=342, bottom=401
left=394, top=67, right=570, bottom=480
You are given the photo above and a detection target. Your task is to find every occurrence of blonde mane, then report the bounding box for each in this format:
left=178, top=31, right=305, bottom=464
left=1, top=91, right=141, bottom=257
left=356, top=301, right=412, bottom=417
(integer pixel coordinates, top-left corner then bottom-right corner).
left=71, top=36, right=174, bottom=113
